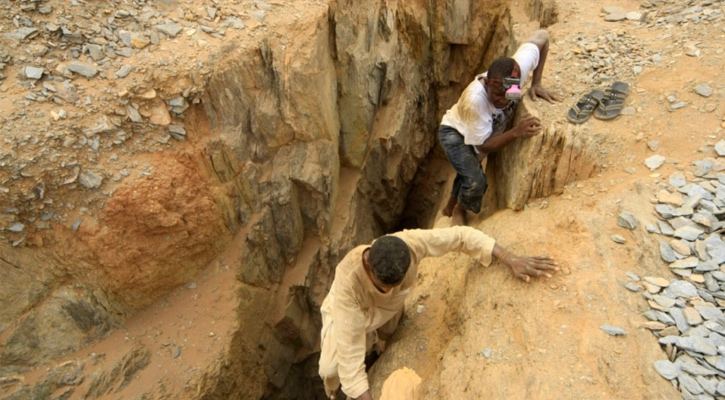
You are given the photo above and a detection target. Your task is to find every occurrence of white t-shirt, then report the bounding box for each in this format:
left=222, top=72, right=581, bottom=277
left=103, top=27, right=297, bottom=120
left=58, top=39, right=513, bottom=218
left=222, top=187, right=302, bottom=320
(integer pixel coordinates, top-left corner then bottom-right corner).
left=440, top=42, right=540, bottom=147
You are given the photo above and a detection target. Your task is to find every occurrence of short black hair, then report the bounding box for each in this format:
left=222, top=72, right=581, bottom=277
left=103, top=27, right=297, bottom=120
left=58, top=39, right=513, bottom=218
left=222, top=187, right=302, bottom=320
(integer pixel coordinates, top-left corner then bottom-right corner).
left=488, top=57, right=516, bottom=81
left=369, top=236, right=410, bottom=285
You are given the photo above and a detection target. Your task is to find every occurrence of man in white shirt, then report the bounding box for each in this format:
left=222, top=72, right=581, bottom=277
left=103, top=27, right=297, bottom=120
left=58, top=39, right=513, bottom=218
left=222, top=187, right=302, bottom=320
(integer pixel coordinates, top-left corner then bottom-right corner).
left=439, top=29, right=561, bottom=225
left=318, top=226, right=558, bottom=399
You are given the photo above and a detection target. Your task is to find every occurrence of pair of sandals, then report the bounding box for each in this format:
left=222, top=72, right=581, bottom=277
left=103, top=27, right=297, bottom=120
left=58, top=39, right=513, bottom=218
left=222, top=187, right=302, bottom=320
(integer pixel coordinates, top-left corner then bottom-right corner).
left=566, top=81, right=629, bottom=124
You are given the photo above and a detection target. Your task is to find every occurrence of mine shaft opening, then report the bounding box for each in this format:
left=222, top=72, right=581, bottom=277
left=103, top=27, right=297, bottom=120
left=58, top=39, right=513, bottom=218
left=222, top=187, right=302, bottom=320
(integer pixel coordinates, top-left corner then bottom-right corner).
left=256, top=1, right=584, bottom=400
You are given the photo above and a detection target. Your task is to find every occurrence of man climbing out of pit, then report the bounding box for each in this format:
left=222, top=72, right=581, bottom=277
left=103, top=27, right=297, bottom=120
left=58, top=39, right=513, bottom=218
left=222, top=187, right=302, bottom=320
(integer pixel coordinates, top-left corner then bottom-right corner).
left=439, top=29, right=562, bottom=225
left=318, top=226, right=558, bottom=399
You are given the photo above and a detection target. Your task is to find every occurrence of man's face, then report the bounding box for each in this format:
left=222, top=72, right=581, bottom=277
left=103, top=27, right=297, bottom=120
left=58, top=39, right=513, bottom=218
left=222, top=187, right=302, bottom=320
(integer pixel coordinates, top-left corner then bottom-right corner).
left=368, top=271, right=398, bottom=293
left=484, top=77, right=510, bottom=109
left=363, top=249, right=402, bottom=293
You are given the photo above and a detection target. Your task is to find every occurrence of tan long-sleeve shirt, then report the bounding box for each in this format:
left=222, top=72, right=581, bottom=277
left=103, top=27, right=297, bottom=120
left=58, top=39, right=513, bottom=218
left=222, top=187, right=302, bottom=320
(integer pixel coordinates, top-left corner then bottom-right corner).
left=319, top=226, right=497, bottom=398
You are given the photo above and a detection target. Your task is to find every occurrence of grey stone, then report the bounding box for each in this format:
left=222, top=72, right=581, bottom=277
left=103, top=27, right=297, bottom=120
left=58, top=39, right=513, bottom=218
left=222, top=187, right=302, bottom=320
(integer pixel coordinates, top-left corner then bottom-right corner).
left=660, top=240, right=678, bottom=263
left=78, top=169, right=103, bottom=189
left=656, top=311, right=676, bottom=325
left=655, top=204, right=676, bottom=219
left=680, top=360, right=719, bottom=376
left=156, top=22, right=183, bottom=37
left=601, top=324, right=626, bottom=336
left=117, top=48, right=133, bottom=58
left=712, top=272, right=725, bottom=283
left=717, top=378, right=725, bottom=395
left=679, top=373, right=704, bottom=395
left=671, top=101, right=689, bottom=110
left=709, top=332, right=725, bottom=348
left=675, top=226, right=704, bottom=241
left=86, top=44, right=103, bottom=61
left=115, top=65, right=132, bottom=78
left=654, top=295, right=677, bottom=308
left=671, top=172, right=688, bottom=187
left=705, top=234, right=725, bottom=263
left=699, top=289, right=716, bottom=304
left=671, top=308, right=692, bottom=334
left=127, top=106, right=143, bottom=123
left=617, top=211, right=639, bottom=230
left=678, top=336, right=718, bottom=356
left=624, top=283, right=641, bottom=292
left=697, top=306, right=724, bottom=321
left=659, top=221, right=675, bottom=236
left=666, top=280, right=699, bottom=298
left=646, top=155, right=666, bottom=170
left=643, top=310, right=660, bottom=321
left=24, top=66, right=44, bottom=80
left=646, top=223, right=660, bottom=234
left=705, top=320, right=725, bottom=334
left=8, top=222, right=25, bottom=232
left=715, top=141, right=725, bottom=157
left=697, top=376, right=718, bottom=396
left=66, top=61, right=99, bottom=78
left=605, top=11, right=627, bottom=21
left=654, top=359, right=680, bottom=380
left=611, top=234, right=627, bottom=244
left=695, top=262, right=718, bottom=273
left=704, top=275, right=721, bottom=293
left=4, top=27, right=38, bottom=41
left=626, top=271, right=640, bottom=281
left=647, top=140, right=660, bottom=151
left=169, top=125, right=186, bottom=141
left=694, top=84, right=714, bottom=98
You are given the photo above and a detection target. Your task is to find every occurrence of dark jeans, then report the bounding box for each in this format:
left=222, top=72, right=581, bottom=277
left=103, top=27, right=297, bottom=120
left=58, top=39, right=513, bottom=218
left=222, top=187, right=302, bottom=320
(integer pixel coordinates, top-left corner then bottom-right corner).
left=438, top=125, right=488, bottom=213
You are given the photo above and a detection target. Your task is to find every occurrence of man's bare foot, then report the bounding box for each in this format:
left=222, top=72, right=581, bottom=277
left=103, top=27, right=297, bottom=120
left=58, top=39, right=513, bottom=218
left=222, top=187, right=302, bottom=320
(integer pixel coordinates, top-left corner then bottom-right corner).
left=451, top=205, right=466, bottom=226
left=442, top=196, right=457, bottom=217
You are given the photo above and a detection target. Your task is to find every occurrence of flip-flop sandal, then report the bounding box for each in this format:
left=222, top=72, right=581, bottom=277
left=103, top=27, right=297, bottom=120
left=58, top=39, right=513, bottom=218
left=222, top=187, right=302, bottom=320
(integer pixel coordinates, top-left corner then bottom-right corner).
left=593, top=81, right=630, bottom=121
left=566, top=90, right=604, bottom=124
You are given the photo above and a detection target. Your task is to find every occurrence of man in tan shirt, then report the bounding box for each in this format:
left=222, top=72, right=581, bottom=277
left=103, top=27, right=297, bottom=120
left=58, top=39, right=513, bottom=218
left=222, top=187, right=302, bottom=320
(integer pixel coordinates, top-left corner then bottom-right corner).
left=318, top=226, right=558, bottom=399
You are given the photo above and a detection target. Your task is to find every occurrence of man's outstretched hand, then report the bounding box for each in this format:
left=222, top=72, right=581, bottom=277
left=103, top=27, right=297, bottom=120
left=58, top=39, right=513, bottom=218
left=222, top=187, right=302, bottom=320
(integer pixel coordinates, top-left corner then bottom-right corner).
left=528, top=83, right=562, bottom=103
left=505, top=255, right=559, bottom=283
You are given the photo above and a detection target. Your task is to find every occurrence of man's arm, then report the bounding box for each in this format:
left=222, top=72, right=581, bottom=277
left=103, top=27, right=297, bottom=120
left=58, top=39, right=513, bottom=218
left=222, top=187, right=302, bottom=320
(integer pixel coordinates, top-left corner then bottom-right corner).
left=399, top=227, right=558, bottom=280
left=475, top=114, right=541, bottom=154
left=331, top=291, right=372, bottom=399
left=525, top=29, right=560, bottom=103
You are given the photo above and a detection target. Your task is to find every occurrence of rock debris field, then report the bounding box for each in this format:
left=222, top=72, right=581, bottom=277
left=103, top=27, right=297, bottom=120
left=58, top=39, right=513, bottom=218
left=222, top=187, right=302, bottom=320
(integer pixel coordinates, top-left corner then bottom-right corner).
left=613, top=145, right=725, bottom=399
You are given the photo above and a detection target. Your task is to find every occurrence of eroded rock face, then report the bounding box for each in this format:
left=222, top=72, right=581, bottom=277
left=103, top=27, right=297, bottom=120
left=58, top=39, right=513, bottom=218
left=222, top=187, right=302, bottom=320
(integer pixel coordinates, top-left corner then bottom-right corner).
left=0, top=0, right=596, bottom=397
left=493, top=103, right=601, bottom=211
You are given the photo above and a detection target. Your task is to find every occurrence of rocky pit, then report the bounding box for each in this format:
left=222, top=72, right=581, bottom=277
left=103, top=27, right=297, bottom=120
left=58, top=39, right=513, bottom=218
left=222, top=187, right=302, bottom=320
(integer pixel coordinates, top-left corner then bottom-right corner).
left=1, top=0, right=724, bottom=399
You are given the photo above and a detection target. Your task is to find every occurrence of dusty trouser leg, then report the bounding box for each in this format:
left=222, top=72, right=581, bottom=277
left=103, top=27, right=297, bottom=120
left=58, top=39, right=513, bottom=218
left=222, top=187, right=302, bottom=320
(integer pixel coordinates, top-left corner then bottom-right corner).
left=438, top=125, right=487, bottom=216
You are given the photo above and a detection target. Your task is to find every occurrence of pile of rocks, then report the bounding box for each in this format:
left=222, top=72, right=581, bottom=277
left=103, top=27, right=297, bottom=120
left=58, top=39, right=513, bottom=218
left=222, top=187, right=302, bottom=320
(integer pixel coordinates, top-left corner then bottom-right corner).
left=567, top=1, right=724, bottom=86
left=642, top=0, right=724, bottom=28
left=567, top=29, right=655, bottom=85
left=621, top=144, right=725, bottom=398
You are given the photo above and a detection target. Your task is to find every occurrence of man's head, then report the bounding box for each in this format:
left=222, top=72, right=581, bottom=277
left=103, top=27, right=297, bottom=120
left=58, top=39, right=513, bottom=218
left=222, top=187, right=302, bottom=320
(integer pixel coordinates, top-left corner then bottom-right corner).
left=484, top=57, right=520, bottom=108
left=366, top=235, right=411, bottom=289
